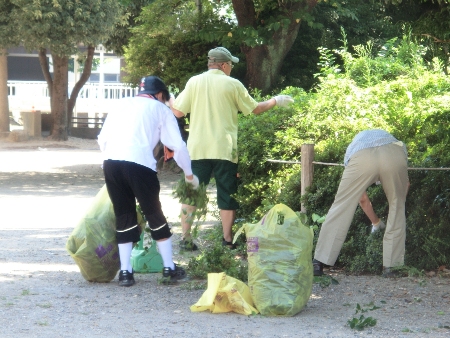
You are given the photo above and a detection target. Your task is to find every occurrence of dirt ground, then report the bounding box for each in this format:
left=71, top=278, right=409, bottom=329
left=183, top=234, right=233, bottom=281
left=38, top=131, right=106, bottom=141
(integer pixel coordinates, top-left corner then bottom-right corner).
left=0, top=135, right=449, bottom=338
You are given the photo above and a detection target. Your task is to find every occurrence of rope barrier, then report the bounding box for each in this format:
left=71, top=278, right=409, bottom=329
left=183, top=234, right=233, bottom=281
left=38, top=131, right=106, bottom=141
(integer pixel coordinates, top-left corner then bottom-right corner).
left=267, top=159, right=450, bottom=170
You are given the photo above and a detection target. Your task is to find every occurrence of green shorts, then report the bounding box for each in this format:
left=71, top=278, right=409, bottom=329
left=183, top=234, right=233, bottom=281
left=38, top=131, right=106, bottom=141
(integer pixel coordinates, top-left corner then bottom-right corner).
left=192, top=159, right=239, bottom=210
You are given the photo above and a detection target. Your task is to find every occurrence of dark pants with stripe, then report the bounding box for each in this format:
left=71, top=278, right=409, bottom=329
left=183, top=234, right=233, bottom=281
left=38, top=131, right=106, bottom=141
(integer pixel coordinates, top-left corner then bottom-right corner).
left=103, top=160, right=171, bottom=244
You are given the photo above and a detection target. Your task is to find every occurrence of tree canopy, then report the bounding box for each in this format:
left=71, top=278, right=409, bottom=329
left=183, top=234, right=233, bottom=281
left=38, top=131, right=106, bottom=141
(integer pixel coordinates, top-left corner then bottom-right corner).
left=104, top=0, right=155, bottom=56
left=0, top=0, right=21, bottom=133
left=123, top=0, right=450, bottom=92
left=123, top=0, right=320, bottom=92
left=11, top=0, right=121, bottom=57
left=9, top=0, right=122, bottom=140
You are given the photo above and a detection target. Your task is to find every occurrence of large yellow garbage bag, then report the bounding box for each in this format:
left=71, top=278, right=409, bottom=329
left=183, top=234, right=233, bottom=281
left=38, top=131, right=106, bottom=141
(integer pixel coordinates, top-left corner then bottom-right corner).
left=66, top=184, right=145, bottom=282
left=233, top=204, right=314, bottom=316
left=190, top=272, right=259, bottom=315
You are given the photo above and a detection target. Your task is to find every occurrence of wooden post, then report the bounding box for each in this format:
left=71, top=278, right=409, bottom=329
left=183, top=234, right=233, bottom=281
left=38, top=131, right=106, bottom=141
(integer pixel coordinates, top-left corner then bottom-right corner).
left=301, top=144, right=314, bottom=213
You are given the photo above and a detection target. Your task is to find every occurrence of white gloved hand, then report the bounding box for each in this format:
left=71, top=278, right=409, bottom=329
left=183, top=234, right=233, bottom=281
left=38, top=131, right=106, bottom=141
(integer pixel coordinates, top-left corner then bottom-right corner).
left=273, top=95, right=294, bottom=107
left=166, top=93, right=176, bottom=107
left=185, top=175, right=199, bottom=190
left=371, top=220, right=386, bottom=233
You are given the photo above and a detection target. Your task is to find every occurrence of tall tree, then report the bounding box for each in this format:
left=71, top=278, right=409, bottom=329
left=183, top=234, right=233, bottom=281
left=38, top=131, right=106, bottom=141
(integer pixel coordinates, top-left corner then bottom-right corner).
left=412, top=0, right=450, bottom=74
left=10, top=0, right=122, bottom=140
left=230, top=0, right=318, bottom=91
left=104, top=0, right=155, bottom=56
left=125, top=0, right=450, bottom=93
left=0, top=1, right=19, bottom=133
left=126, top=0, right=319, bottom=93
left=123, top=0, right=221, bottom=88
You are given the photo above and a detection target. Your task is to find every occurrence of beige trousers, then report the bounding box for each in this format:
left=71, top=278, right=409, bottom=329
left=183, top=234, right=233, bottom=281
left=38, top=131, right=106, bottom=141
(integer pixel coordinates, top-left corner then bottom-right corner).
left=314, top=143, right=409, bottom=268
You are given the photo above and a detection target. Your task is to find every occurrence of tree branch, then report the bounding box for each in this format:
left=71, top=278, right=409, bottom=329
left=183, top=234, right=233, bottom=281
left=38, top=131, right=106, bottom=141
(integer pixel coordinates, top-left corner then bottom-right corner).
left=67, top=45, right=94, bottom=117
left=38, top=48, right=53, bottom=97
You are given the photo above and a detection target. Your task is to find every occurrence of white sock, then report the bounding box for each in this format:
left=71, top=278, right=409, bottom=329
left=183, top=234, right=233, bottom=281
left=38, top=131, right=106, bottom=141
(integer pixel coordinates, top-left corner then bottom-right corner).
left=118, top=242, right=133, bottom=273
left=156, top=238, right=175, bottom=269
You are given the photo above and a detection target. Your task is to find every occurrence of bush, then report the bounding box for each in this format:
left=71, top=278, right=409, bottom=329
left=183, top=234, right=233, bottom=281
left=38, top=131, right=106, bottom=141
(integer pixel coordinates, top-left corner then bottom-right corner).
left=235, top=32, right=450, bottom=273
left=186, top=221, right=248, bottom=281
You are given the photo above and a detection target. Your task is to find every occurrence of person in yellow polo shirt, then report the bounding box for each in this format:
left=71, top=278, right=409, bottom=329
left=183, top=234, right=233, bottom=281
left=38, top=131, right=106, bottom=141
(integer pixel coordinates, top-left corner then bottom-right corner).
left=170, top=47, right=294, bottom=250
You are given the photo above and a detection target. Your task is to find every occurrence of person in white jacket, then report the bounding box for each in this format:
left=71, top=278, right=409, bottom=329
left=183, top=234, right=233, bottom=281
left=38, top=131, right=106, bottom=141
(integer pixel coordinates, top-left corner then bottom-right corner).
left=98, top=76, right=199, bottom=287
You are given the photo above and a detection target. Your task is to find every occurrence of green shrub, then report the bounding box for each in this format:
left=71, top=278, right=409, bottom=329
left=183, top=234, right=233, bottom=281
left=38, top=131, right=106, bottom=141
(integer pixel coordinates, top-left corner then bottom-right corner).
left=186, top=222, right=248, bottom=281
left=235, top=32, right=450, bottom=274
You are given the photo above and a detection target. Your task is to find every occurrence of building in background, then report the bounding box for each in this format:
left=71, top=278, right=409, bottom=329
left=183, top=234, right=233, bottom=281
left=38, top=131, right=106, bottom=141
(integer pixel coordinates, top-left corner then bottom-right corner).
left=7, top=45, right=136, bottom=122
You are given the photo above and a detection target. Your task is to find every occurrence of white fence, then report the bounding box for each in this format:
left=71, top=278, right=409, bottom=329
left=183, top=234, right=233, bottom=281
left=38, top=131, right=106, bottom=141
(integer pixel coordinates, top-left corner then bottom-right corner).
left=8, top=81, right=140, bottom=121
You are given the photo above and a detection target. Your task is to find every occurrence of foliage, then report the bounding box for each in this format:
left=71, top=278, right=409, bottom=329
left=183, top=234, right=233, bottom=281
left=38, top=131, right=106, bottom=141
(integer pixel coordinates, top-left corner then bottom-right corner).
left=179, top=190, right=247, bottom=281
left=347, top=302, right=380, bottom=330
left=314, top=275, right=339, bottom=288
left=10, top=0, right=121, bottom=57
left=235, top=31, right=450, bottom=273
left=278, top=0, right=450, bottom=90
left=205, top=0, right=316, bottom=48
left=412, top=1, right=450, bottom=75
left=122, top=0, right=226, bottom=88
left=236, top=86, right=308, bottom=220
left=68, top=57, right=101, bottom=73
left=123, top=0, right=449, bottom=92
left=172, top=177, right=209, bottom=238
left=103, top=0, right=155, bottom=56
left=0, top=1, right=20, bottom=48
left=187, top=222, right=247, bottom=281
left=123, top=0, right=324, bottom=91
left=347, top=315, right=377, bottom=331
left=8, top=0, right=123, bottom=139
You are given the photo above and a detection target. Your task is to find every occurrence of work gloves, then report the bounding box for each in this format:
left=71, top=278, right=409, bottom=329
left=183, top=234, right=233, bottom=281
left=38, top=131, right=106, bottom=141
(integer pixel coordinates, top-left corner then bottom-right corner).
left=273, top=95, right=294, bottom=107
left=371, top=220, right=386, bottom=233
left=166, top=93, right=176, bottom=107
left=185, top=175, right=200, bottom=190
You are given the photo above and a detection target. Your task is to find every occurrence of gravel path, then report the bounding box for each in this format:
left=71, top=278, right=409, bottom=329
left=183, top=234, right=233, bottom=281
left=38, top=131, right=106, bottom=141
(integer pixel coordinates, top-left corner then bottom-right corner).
left=0, top=136, right=449, bottom=338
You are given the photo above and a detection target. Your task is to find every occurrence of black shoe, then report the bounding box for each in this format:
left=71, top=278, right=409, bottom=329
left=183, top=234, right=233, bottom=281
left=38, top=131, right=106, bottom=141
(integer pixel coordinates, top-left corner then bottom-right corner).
left=118, top=270, right=135, bottom=287
left=313, top=259, right=324, bottom=276
left=161, top=264, right=187, bottom=284
left=179, top=239, right=198, bottom=251
left=222, top=238, right=237, bottom=250
left=382, top=267, right=402, bottom=278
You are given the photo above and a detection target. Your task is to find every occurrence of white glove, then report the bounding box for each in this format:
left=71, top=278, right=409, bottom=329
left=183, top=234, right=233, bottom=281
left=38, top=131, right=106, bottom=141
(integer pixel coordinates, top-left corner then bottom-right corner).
left=185, top=175, right=199, bottom=190
left=371, top=220, right=386, bottom=233
left=273, top=95, right=294, bottom=107
left=166, top=93, right=176, bottom=107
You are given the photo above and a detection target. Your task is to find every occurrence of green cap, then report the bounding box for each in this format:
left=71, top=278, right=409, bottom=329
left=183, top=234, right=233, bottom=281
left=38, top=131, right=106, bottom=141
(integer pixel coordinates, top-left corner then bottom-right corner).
left=208, top=47, right=239, bottom=63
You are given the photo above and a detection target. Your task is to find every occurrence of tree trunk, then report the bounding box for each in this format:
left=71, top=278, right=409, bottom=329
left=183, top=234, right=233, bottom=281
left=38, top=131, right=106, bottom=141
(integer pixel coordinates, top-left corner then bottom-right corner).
left=67, top=45, right=94, bottom=132
left=49, top=53, right=69, bottom=140
left=232, top=0, right=318, bottom=92
left=241, top=28, right=299, bottom=92
left=0, top=49, right=10, bottom=133
left=38, top=48, right=54, bottom=137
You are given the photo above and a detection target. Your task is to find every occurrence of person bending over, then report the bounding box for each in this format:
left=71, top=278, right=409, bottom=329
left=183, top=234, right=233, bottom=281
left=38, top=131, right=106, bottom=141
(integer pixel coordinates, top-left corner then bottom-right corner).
left=98, top=76, right=199, bottom=286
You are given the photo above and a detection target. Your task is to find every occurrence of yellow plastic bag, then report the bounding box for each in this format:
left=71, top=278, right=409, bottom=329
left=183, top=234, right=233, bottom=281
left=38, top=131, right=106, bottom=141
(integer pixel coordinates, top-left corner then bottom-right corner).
left=66, top=184, right=145, bottom=282
left=233, top=204, right=313, bottom=316
left=190, top=272, right=259, bottom=315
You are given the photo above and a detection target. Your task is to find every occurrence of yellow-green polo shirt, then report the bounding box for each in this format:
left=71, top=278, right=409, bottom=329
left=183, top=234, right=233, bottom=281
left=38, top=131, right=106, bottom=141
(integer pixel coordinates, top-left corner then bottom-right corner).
left=173, top=69, right=258, bottom=163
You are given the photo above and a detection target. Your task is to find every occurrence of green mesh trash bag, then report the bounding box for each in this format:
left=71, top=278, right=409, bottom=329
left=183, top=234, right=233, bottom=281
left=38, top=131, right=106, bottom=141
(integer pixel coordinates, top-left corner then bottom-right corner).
left=131, top=233, right=163, bottom=273
left=66, top=184, right=145, bottom=282
left=233, top=204, right=313, bottom=316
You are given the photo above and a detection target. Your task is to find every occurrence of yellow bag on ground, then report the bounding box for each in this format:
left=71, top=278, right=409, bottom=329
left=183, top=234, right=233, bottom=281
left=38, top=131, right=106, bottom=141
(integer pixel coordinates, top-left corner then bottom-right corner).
left=233, top=204, right=313, bottom=316
left=66, top=184, right=145, bottom=282
left=190, top=272, right=259, bottom=315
